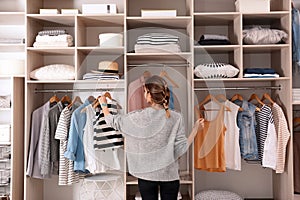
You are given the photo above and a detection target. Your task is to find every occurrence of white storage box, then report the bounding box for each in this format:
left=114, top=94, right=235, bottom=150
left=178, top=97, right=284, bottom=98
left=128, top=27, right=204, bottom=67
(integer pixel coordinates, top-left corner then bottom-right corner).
left=99, top=33, right=123, bottom=47
left=235, top=0, right=270, bottom=13
left=0, top=60, right=24, bottom=76
left=0, top=125, right=10, bottom=143
left=82, top=4, right=117, bottom=14
left=141, top=9, right=177, bottom=17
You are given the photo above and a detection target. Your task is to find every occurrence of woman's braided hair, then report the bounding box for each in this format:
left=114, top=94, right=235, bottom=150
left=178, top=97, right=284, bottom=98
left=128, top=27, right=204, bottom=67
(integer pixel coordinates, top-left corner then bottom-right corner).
left=144, top=75, right=170, bottom=118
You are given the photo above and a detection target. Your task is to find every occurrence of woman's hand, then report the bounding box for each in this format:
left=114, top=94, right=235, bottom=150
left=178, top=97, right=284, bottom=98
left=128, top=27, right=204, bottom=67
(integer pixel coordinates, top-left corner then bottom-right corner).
left=187, top=118, right=205, bottom=145
left=98, top=95, right=107, bottom=105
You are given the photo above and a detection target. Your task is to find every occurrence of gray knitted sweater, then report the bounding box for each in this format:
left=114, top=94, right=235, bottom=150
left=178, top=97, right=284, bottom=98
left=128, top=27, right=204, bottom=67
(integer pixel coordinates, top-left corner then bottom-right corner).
left=104, top=107, right=188, bottom=181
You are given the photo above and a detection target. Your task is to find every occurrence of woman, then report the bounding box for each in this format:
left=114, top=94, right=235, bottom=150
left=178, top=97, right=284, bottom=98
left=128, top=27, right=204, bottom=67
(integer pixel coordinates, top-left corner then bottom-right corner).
left=100, top=75, right=204, bottom=200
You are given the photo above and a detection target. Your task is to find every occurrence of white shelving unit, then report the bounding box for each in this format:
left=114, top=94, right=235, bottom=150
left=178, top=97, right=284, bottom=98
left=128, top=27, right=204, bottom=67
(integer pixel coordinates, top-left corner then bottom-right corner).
left=20, top=0, right=294, bottom=199
left=0, top=0, right=25, bottom=199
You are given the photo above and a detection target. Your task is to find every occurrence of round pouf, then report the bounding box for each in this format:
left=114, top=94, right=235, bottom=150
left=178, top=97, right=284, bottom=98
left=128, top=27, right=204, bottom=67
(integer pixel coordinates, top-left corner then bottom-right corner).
left=195, top=190, right=243, bottom=200
left=80, top=174, right=123, bottom=200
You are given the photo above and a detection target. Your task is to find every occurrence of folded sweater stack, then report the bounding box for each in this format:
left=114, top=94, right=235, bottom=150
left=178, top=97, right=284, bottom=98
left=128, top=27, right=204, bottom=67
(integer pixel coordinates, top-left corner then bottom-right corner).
left=33, top=29, right=73, bottom=47
left=243, top=68, right=279, bottom=78
left=134, top=33, right=181, bottom=53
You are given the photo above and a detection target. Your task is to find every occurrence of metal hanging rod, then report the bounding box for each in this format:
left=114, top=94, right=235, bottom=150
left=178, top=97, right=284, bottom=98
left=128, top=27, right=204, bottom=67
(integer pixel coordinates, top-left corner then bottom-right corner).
left=194, top=85, right=281, bottom=91
left=127, top=63, right=190, bottom=67
left=34, top=88, right=123, bottom=93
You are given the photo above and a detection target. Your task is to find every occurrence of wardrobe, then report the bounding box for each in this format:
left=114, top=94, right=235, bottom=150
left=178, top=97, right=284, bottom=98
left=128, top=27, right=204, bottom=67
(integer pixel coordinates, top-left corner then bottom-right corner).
left=0, top=0, right=296, bottom=199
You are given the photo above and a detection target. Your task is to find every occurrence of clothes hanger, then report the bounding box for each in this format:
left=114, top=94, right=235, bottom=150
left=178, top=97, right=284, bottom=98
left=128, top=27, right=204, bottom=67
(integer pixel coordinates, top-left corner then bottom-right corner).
left=60, top=94, right=72, bottom=105
left=197, top=94, right=231, bottom=112
left=261, top=93, right=275, bottom=106
left=92, top=92, right=113, bottom=109
left=67, top=96, right=83, bottom=109
left=160, top=66, right=179, bottom=88
left=248, top=93, right=263, bottom=111
left=230, top=93, right=243, bottom=102
left=49, top=92, right=60, bottom=104
left=143, top=70, right=152, bottom=79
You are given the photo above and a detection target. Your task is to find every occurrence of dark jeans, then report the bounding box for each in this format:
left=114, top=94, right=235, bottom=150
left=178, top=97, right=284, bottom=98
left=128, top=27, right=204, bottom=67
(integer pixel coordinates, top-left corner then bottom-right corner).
left=138, top=178, right=180, bottom=200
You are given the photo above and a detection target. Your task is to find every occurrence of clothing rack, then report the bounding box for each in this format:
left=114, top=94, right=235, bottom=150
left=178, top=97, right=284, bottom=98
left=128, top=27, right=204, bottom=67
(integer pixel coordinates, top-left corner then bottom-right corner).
left=127, top=63, right=190, bottom=67
left=34, top=88, right=123, bottom=93
left=194, top=85, right=281, bottom=91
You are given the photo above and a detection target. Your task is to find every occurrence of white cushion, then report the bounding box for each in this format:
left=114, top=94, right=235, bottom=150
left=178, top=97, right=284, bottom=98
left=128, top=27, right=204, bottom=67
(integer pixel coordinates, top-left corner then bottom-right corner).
left=195, top=190, right=243, bottom=200
left=243, top=26, right=288, bottom=45
left=194, top=63, right=239, bottom=79
left=30, top=64, right=75, bottom=80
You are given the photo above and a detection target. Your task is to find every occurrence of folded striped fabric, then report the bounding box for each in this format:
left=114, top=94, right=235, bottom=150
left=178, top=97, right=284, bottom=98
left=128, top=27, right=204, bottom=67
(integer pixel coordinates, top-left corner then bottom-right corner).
left=93, top=101, right=124, bottom=150
left=38, top=29, right=67, bottom=36
left=136, top=33, right=179, bottom=45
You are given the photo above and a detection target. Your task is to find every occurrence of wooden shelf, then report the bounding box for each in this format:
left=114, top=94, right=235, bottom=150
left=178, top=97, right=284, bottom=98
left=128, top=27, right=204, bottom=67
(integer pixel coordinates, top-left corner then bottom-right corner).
left=26, top=14, right=75, bottom=26
left=0, top=108, right=11, bottom=111
left=27, top=47, right=75, bottom=55
left=194, top=77, right=290, bottom=82
left=0, top=12, right=25, bottom=25
left=127, top=52, right=192, bottom=62
left=194, top=12, right=240, bottom=25
left=77, top=14, right=124, bottom=26
left=194, top=45, right=240, bottom=53
left=126, top=16, right=192, bottom=29
left=0, top=44, right=25, bottom=52
left=77, top=47, right=124, bottom=55
left=243, top=44, right=289, bottom=53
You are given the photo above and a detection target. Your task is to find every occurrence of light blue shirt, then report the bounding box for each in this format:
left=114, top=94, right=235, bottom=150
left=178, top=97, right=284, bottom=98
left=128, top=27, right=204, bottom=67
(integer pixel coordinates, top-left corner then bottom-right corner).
left=64, top=99, right=91, bottom=173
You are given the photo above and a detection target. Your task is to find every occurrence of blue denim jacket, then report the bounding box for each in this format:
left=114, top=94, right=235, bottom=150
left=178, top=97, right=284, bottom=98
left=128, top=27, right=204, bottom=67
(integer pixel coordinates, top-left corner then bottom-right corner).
left=233, top=100, right=258, bottom=160
left=292, top=8, right=300, bottom=65
left=64, top=99, right=91, bottom=173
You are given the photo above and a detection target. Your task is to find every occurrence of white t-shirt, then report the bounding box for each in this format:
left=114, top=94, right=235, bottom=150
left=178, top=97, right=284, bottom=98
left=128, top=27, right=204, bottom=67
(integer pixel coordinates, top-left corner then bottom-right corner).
left=204, top=100, right=241, bottom=170
left=84, top=104, right=121, bottom=174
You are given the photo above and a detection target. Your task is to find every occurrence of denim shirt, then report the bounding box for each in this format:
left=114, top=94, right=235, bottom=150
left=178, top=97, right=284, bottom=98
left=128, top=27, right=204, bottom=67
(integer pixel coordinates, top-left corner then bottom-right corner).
left=292, top=7, right=300, bottom=66
left=64, top=99, right=91, bottom=173
left=233, top=100, right=258, bottom=160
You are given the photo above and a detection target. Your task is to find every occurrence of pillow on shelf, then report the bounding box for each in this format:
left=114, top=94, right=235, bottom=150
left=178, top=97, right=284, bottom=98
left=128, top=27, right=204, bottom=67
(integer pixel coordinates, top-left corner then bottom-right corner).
left=195, top=190, right=243, bottom=200
left=194, top=63, right=239, bottom=79
left=243, top=26, right=288, bottom=45
left=30, top=64, right=75, bottom=80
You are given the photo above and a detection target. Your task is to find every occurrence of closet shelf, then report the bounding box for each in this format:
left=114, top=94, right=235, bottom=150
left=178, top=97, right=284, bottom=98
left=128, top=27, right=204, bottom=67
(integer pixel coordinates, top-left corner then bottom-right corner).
left=194, top=12, right=240, bottom=25
left=243, top=44, right=289, bottom=53
left=126, top=16, right=192, bottom=29
left=77, top=14, right=124, bottom=26
left=0, top=12, right=24, bottom=25
left=194, top=45, right=240, bottom=53
left=77, top=47, right=124, bottom=55
left=293, top=101, right=300, bottom=105
left=26, top=14, right=75, bottom=26
left=26, top=80, right=77, bottom=84
left=242, top=11, right=290, bottom=20
left=27, top=47, right=75, bottom=55
left=27, top=79, right=125, bottom=85
left=0, top=108, right=10, bottom=111
left=127, top=52, right=192, bottom=62
left=0, top=44, right=25, bottom=52
left=194, top=77, right=290, bottom=82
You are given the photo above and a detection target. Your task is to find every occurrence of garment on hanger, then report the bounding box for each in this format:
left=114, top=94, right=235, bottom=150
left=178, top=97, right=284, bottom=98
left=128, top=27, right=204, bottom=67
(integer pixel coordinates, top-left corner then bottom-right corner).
left=233, top=99, right=258, bottom=161
left=64, top=98, right=93, bottom=173
left=128, top=75, right=150, bottom=112
left=292, top=6, right=300, bottom=71
left=54, top=102, right=81, bottom=185
left=26, top=101, right=52, bottom=179
left=83, top=104, right=121, bottom=174
left=194, top=105, right=226, bottom=172
left=271, top=103, right=290, bottom=173
left=294, top=132, right=300, bottom=193
left=204, top=100, right=241, bottom=171
left=93, top=98, right=124, bottom=150
left=39, top=101, right=64, bottom=176
left=255, top=105, right=277, bottom=169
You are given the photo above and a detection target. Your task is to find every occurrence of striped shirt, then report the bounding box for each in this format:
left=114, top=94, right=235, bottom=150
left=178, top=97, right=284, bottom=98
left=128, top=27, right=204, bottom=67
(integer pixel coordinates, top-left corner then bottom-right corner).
left=136, top=33, right=179, bottom=45
left=271, top=103, right=290, bottom=173
left=55, top=104, right=80, bottom=185
left=93, top=100, right=124, bottom=150
left=255, top=105, right=277, bottom=169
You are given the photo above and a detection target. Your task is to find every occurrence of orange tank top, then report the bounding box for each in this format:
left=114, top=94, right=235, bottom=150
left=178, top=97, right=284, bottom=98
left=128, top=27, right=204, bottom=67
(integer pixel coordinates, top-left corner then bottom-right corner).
left=194, top=105, right=226, bottom=172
